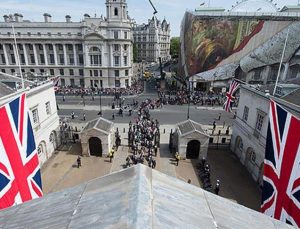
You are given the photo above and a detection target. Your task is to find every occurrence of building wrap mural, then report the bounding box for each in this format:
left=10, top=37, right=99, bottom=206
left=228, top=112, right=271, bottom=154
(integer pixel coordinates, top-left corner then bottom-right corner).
left=181, top=12, right=264, bottom=77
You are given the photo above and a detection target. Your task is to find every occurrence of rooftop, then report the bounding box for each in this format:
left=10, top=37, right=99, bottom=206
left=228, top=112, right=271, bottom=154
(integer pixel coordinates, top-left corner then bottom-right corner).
left=82, top=117, right=114, bottom=134
left=177, top=119, right=208, bottom=136
left=0, top=164, right=292, bottom=228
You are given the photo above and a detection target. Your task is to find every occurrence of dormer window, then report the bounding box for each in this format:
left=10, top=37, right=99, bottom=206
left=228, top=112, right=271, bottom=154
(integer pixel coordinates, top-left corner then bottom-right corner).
left=114, top=8, right=118, bottom=16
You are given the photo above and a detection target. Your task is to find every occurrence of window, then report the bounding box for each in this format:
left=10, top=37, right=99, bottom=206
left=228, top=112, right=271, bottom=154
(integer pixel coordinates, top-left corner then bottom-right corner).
left=124, top=31, right=128, bottom=39
left=20, top=54, right=25, bottom=64
left=1, top=54, right=5, bottom=64
left=50, top=69, right=54, bottom=75
left=94, top=70, right=98, bottom=77
left=70, top=79, right=75, bottom=86
left=59, top=69, right=64, bottom=75
left=58, top=44, right=63, bottom=51
left=67, top=44, right=73, bottom=51
left=90, top=70, right=93, bottom=77
left=77, top=44, right=83, bottom=51
left=11, top=69, right=15, bottom=74
left=114, top=44, right=119, bottom=51
left=49, top=54, right=55, bottom=64
left=115, top=80, right=120, bottom=87
left=69, top=69, right=74, bottom=75
left=79, top=54, right=84, bottom=65
left=37, top=32, right=41, bottom=36
left=114, top=56, right=120, bottom=66
left=255, top=113, right=264, bottom=132
left=38, top=44, right=43, bottom=50
left=90, top=55, right=101, bottom=66
left=69, top=54, right=74, bottom=65
left=11, top=54, right=16, bottom=64
left=99, top=70, right=102, bottom=77
left=40, top=69, right=45, bottom=74
left=40, top=54, right=45, bottom=64
left=31, top=108, right=39, bottom=124
left=57, top=32, right=61, bottom=36
left=125, top=69, right=129, bottom=76
left=79, top=69, right=84, bottom=76
left=114, top=8, right=118, bottom=16
left=1, top=69, right=5, bottom=73
left=59, top=54, right=64, bottom=64
left=30, top=54, right=35, bottom=64
left=45, top=102, right=51, bottom=115
left=242, top=106, right=249, bottom=121
left=115, top=70, right=119, bottom=77
left=48, top=44, right=53, bottom=50
left=114, top=31, right=118, bottom=39
left=123, top=56, right=128, bottom=66
left=124, top=44, right=128, bottom=51
left=61, top=78, right=65, bottom=86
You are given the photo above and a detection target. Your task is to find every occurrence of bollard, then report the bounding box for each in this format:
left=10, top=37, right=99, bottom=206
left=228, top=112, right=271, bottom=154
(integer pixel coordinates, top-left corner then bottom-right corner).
left=164, top=129, right=165, bottom=134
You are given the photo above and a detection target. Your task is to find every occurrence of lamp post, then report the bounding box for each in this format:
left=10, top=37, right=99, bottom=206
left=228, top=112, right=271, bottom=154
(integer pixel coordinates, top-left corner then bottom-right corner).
left=98, top=89, right=102, bottom=116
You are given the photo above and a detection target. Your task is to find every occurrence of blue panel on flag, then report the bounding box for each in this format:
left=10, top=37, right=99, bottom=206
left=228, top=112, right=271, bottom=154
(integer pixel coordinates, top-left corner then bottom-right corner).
left=26, top=114, right=36, bottom=157
left=277, top=105, right=287, bottom=138
left=9, top=97, right=20, bottom=132
left=33, top=170, right=42, bottom=189
left=0, top=174, right=10, bottom=191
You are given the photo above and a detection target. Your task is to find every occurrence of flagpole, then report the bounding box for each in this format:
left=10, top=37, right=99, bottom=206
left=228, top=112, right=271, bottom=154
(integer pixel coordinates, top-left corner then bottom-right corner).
left=12, top=23, right=24, bottom=89
left=273, top=27, right=290, bottom=96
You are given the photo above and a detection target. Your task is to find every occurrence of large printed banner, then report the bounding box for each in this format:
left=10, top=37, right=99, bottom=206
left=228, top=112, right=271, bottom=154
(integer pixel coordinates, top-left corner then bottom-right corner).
left=181, top=12, right=263, bottom=77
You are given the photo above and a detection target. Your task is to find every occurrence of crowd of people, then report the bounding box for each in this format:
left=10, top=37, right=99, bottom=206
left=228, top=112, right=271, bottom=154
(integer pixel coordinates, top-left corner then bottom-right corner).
left=125, top=99, right=160, bottom=169
left=158, top=89, right=238, bottom=107
left=55, top=80, right=144, bottom=97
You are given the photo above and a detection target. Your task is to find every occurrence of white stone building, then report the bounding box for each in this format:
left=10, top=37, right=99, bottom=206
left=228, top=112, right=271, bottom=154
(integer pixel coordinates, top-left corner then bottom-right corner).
left=0, top=0, right=133, bottom=89
left=0, top=81, right=60, bottom=166
left=230, top=84, right=300, bottom=186
left=133, top=17, right=171, bottom=63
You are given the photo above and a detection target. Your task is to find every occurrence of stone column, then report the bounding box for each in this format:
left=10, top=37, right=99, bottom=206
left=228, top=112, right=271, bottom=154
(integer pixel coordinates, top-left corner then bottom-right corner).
left=84, top=44, right=89, bottom=66
left=63, top=44, right=67, bottom=65
left=73, top=44, right=77, bottom=65
left=12, top=44, right=18, bottom=65
left=32, top=44, right=39, bottom=65
left=23, top=44, right=29, bottom=65
left=2, top=44, right=9, bottom=66
left=120, top=44, right=123, bottom=67
left=53, top=44, right=58, bottom=65
left=42, top=44, right=48, bottom=65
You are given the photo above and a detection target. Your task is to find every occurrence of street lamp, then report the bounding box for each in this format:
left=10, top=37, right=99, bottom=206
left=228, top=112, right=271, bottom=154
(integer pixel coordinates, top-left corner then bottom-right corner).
left=98, top=88, right=102, bottom=116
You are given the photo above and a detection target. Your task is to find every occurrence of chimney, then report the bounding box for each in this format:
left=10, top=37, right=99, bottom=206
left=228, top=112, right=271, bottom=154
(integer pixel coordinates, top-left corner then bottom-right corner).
left=3, top=15, right=9, bottom=22
left=43, top=13, right=52, bottom=23
left=65, top=15, right=71, bottom=23
left=14, top=13, right=20, bottom=22
left=84, top=13, right=90, bottom=20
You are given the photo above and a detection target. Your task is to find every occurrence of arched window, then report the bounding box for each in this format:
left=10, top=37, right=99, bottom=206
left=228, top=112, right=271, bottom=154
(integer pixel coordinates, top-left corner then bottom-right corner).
left=89, top=47, right=102, bottom=66
left=114, top=8, right=118, bottom=16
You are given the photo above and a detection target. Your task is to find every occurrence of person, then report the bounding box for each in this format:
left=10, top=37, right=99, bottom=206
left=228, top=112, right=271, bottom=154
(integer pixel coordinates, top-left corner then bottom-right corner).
left=77, top=156, right=81, bottom=168
left=126, top=156, right=131, bottom=167
left=108, top=151, right=113, bottom=163
left=152, top=159, right=156, bottom=169
left=175, top=152, right=180, bottom=166
left=187, top=179, right=191, bottom=184
left=212, top=121, right=216, bottom=130
left=215, top=180, right=220, bottom=195
left=63, top=95, right=65, bottom=102
left=112, top=113, right=115, bottom=120
left=218, top=113, right=221, bottom=120
left=83, top=113, right=86, bottom=121
left=71, top=111, right=75, bottom=119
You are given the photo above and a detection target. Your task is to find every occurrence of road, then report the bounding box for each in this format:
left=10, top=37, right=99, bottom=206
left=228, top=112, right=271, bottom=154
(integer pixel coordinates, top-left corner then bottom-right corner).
left=56, top=80, right=234, bottom=126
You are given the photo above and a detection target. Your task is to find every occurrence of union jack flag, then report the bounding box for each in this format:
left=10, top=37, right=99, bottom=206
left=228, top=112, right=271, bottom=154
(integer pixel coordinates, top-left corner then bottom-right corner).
left=0, top=93, right=43, bottom=209
left=261, top=100, right=300, bottom=227
left=51, top=76, right=60, bottom=92
left=224, top=80, right=240, bottom=112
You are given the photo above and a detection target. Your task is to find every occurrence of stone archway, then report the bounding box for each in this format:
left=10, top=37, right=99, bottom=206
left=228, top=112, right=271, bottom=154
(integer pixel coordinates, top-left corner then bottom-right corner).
left=234, top=136, right=243, bottom=159
left=49, top=131, right=57, bottom=156
left=89, top=137, right=102, bottom=157
left=38, top=141, right=47, bottom=164
left=186, top=140, right=201, bottom=159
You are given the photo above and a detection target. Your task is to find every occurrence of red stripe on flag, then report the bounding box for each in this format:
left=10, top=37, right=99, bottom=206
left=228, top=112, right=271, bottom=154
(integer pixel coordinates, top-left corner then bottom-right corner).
left=19, top=94, right=25, bottom=145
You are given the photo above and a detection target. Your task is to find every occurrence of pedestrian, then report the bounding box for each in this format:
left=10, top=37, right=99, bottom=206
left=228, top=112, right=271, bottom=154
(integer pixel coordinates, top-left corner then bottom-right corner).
left=152, top=159, right=156, bottom=169
left=73, top=134, right=76, bottom=143
left=63, top=95, right=65, bottom=102
left=71, top=111, right=75, bottom=119
left=213, top=121, right=216, bottom=130
left=215, top=180, right=220, bottom=195
left=175, top=152, right=180, bottom=166
left=226, top=126, right=230, bottom=135
left=187, top=179, right=191, bottom=184
left=77, top=156, right=81, bottom=168
left=83, top=113, right=86, bottom=121
left=112, top=113, right=115, bottom=120
left=218, top=113, right=221, bottom=120
left=108, top=151, right=113, bottom=163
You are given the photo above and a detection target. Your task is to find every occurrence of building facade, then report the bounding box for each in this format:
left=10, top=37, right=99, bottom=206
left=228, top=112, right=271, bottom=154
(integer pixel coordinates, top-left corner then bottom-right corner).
left=0, top=0, right=133, bottom=88
left=133, top=17, right=171, bottom=63
left=230, top=85, right=300, bottom=186
left=0, top=82, right=60, bottom=166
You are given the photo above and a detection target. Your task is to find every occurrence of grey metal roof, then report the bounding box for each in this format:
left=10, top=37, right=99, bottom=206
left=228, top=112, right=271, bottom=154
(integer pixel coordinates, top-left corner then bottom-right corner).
left=0, top=164, right=292, bottom=228
left=177, top=119, right=208, bottom=137
left=0, top=82, right=14, bottom=98
left=82, top=117, right=113, bottom=134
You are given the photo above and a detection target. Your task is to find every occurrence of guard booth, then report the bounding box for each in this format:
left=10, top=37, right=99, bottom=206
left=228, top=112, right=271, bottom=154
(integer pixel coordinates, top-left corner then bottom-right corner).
left=80, top=118, right=115, bottom=157
left=173, top=120, right=209, bottom=160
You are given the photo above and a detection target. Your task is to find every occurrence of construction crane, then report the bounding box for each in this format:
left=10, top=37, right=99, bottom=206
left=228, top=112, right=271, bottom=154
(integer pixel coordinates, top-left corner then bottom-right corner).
left=148, top=0, right=158, bottom=14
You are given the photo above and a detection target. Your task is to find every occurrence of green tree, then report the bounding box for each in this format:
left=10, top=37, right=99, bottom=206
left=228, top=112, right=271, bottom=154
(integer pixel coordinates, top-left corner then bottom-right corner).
left=133, top=43, right=138, bottom=62
left=170, top=37, right=180, bottom=59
